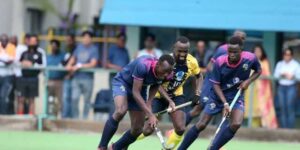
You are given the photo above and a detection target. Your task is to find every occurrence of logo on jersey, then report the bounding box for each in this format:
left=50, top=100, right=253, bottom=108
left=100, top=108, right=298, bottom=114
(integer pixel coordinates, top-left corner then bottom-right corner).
left=33, top=54, right=39, bottom=60
left=120, top=85, right=126, bottom=92
left=210, top=102, right=216, bottom=110
left=203, top=96, right=209, bottom=103
left=233, top=77, right=240, bottom=84
left=175, top=71, right=185, bottom=81
left=243, top=64, right=249, bottom=71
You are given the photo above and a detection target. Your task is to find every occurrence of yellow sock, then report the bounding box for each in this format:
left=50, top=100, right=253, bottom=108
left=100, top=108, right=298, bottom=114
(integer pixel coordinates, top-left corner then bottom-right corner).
left=166, top=131, right=183, bottom=149
left=137, top=133, right=146, bottom=140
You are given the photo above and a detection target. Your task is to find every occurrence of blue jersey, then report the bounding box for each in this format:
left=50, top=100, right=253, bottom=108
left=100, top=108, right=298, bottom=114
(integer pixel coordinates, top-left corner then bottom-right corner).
left=211, top=44, right=228, bottom=63
left=209, top=51, right=261, bottom=102
left=113, top=56, right=163, bottom=92
left=199, top=44, right=229, bottom=106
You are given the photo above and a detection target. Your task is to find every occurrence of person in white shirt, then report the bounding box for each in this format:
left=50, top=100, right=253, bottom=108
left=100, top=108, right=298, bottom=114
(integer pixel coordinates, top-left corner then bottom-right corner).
left=274, top=48, right=300, bottom=128
left=136, top=33, right=163, bottom=59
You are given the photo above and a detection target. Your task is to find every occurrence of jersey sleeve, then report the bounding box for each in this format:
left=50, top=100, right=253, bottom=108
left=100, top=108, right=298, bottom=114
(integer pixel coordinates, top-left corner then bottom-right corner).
left=211, top=47, right=227, bottom=62
left=132, top=63, right=148, bottom=81
left=209, top=62, right=221, bottom=84
left=251, top=56, right=262, bottom=73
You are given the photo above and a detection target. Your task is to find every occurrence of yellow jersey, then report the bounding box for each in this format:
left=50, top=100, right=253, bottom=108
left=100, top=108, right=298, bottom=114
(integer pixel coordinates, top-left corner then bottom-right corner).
left=156, top=54, right=200, bottom=98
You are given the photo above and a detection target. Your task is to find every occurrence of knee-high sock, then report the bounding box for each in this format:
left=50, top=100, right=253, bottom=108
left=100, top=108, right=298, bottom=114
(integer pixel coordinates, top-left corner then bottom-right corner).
left=177, top=126, right=200, bottom=150
left=98, top=116, right=119, bottom=148
left=209, top=123, right=236, bottom=150
left=114, top=130, right=137, bottom=149
left=185, top=112, right=193, bottom=126
left=166, top=130, right=183, bottom=149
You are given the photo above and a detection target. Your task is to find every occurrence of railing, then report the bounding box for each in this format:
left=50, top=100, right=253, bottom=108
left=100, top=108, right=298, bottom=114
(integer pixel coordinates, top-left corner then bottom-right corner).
left=1, top=65, right=295, bottom=130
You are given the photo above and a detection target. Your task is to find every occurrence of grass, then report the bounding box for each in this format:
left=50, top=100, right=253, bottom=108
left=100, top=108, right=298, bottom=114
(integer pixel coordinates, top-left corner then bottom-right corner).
left=0, top=131, right=300, bottom=150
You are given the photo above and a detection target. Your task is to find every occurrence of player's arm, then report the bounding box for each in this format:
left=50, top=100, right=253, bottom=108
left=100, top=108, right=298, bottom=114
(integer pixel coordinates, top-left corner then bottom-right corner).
left=146, top=84, right=160, bottom=110
left=194, top=73, right=203, bottom=95
left=210, top=60, right=230, bottom=116
left=191, top=57, right=204, bottom=105
left=158, top=86, right=176, bottom=111
left=213, top=83, right=227, bottom=104
left=132, top=79, right=154, bottom=116
left=133, top=79, right=158, bottom=128
left=239, top=57, right=262, bottom=90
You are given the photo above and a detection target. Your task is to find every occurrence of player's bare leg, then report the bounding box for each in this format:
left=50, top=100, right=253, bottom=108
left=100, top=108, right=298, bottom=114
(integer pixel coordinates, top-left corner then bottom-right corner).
left=165, top=109, right=186, bottom=149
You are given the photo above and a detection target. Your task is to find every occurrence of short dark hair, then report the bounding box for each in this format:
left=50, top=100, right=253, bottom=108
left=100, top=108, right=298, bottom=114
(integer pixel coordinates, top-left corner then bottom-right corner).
left=145, top=33, right=156, bottom=41
left=158, top=54, right=175, bottom=66
left=229, top=36, right=243, bottom=47
left=50, top=39, right=60, bottom=47
left=176, top=36, right=189, bottom=44
left=25, top=33, right=31, bottom=39
left=81, top=30, right=93, bottom=37
left=30, top=34, right=39, bottom=41
left=116, top=32, right=127, bottom=41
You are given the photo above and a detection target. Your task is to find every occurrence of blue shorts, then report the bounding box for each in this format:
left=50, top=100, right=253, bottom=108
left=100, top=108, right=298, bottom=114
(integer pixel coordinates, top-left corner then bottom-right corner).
left=152, top=96, right=187, bottom=113
left=204, top=98, right=245, bottom=115
left=112, top=79, right=147, bottom=111
left=199, top=78, right=213, bottom=109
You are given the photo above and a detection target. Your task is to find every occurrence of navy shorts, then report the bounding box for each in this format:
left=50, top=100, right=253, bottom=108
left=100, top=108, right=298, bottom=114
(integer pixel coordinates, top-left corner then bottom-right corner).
left=152, top=95, right=187, bottom=113
left=112, top=80, right=147, bottom=111
left=199, top=81, right=213, bottom=109
left=204, top=98, right=245, bottom=115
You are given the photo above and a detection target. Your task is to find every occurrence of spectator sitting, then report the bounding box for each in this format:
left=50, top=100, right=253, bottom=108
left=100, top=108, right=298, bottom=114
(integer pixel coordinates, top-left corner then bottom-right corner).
left=66, top=31, right=99, bottom=119
left=47, top=39, right=65, bottom=117
left=106, top=33, right=130, bottom=71
left=61, top=33, right=77, bottom=119
left=16, top=35, right=45, bottom=115
left=0, top=34, right=15, bottom=114
left=136, top=33, right=163, bottom=59
left=274, top=48, right=300, bottom=128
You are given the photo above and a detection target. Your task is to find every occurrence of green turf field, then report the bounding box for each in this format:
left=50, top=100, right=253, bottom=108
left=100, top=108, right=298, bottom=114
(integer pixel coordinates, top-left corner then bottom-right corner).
left=0, top=131, right=300, bottom=150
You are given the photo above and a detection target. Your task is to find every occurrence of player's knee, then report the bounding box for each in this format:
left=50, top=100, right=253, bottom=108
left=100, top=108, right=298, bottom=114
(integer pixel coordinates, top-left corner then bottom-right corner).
left=195, top=121, right=208, bottom=131
left=113, top=108, right=127, bottom=121
left=131, top=127, right=143, bottom=136
left=174, top=126, right=185, bottom=135
left=230, top=122, right=241, bottom=132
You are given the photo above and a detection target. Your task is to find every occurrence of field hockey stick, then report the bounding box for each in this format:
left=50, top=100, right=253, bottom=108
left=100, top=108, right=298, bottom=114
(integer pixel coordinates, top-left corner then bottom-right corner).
left=154, top=126, right=174, bottom=150
left=208, top=89, right=242, bottom=148
left=145, top=101, right=192, bottom=120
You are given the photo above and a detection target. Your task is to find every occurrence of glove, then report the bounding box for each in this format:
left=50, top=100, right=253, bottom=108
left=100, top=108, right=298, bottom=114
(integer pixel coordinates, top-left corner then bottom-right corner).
left=191, top=95, right=200, bottom=106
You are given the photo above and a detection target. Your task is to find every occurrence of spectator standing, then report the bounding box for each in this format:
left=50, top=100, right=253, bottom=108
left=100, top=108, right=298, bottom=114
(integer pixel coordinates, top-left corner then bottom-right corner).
left=61, top=34, right=77, bottom=118
left=62, top=34, right=76, bottom=118
left=0, top=34, right=15, bottom=114
left=274, top=48, right=300, bottom=128
left=106, top=33, right=130, bottom=71
left=47, top=39, right=65, bottom=116
left=245, top=45, right=278, bottom=128
left=136, top=33, right=163, bottom=59
left=16, top=35, right=45, bottom=115
left=193, top=40, right=213, bottom=73
left=66, top=31, right=99, bottom=119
